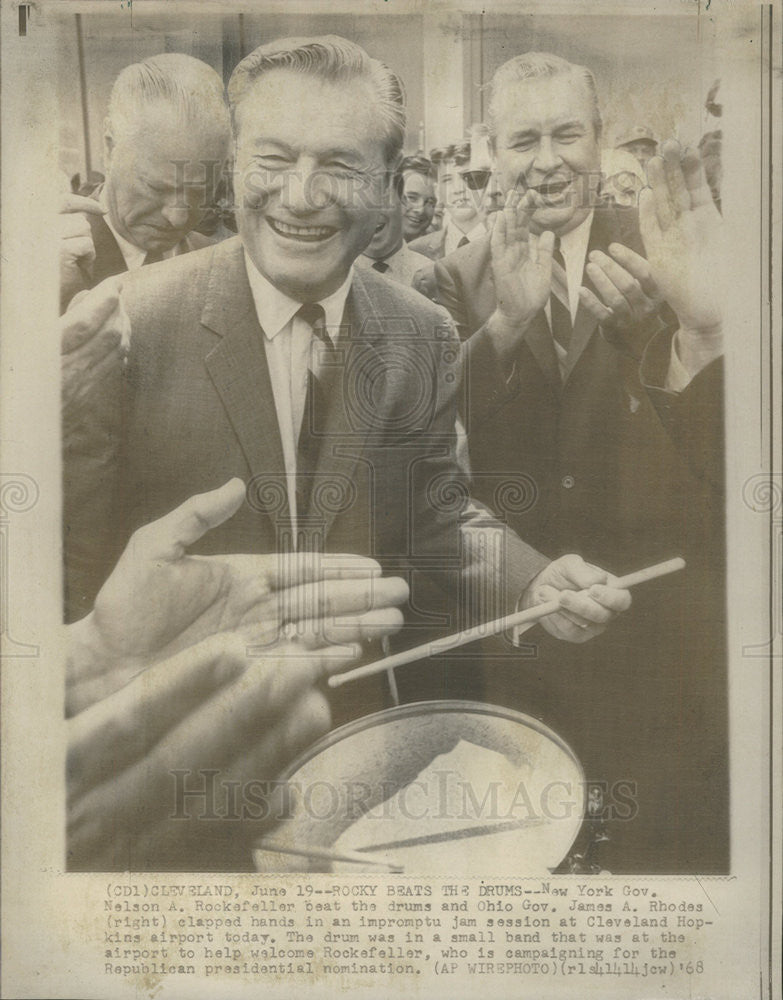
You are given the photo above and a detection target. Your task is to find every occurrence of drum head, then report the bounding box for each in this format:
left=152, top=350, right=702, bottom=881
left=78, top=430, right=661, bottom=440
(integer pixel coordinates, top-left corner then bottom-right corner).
left=254, top=700, right=585, bottom=875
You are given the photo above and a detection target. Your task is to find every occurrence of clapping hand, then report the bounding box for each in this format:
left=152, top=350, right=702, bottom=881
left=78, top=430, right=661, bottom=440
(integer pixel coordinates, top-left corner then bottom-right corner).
left=639, top=140, right=723, bottom=374
left=488, top=189, right=555, bottom=357
left=579, top=244, right=664, bottom=358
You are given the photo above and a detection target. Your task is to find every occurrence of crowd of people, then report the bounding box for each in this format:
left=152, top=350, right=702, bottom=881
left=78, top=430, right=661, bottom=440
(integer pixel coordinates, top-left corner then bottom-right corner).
left=61, top=38, right=726, bottom=874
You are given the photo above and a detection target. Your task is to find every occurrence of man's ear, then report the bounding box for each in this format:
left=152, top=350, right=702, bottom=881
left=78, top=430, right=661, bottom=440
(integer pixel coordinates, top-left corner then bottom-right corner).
left=102, top=118, right=115, bottom=168
left=385, top=153, right=403, bottom=204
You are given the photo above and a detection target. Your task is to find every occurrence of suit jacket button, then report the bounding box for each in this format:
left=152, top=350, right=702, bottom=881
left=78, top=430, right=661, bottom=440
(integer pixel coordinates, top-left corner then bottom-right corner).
left=561, top=475, right=575, bottom=489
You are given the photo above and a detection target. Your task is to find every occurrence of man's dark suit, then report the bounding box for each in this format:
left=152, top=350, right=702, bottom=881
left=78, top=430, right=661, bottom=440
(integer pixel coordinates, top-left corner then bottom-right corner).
left=84, top=209, right=213, bottom=284
left=62, top=198, right=213, bottom=311
left=435, top=205, right=728, bottom=873
left=408, top=227, right=448, bottom=261
left=65, top=235, right=547, bottom=705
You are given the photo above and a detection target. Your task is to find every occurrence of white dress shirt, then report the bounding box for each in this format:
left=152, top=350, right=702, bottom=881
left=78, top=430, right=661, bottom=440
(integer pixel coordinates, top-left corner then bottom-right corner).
left=356, top=241, right=431, bottom=287
left=443, top=218, right=487, bottom=257
left=545, top=212, right=593, bottom=379
left=243, top=251, right=353, bottom=531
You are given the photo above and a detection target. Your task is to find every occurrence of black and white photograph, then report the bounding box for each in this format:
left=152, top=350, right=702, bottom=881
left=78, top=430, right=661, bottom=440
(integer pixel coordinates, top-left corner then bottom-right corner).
left=1, top=1, right=779, bottom=998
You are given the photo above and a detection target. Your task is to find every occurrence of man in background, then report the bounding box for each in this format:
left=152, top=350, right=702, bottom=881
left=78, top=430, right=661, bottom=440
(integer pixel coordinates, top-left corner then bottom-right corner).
left=59, top=53, right=231, bottom=309
left=410, top=143, right=488, bottom=260
left=355, top=167, right=432, bottom=292
left=399, top=154, right=438, bottom=242
left=614, top=124, right=658, bottom=172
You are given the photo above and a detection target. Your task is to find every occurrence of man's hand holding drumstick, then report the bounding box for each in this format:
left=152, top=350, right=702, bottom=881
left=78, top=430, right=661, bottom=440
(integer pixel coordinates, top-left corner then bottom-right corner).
left=520, top=554, right=632, bottom=644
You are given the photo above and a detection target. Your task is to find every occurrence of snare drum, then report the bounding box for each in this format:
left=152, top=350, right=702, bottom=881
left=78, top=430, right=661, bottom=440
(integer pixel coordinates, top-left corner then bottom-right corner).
left=254, top=700, right=585, bottom=875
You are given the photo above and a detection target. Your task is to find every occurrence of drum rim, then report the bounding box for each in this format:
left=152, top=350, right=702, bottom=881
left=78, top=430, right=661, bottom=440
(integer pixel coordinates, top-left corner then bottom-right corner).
left=278, top=698, right=584, bottom=785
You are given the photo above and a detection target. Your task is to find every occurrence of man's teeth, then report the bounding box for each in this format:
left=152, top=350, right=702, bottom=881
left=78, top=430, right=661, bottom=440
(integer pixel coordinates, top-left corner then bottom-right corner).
left=535, top=180, right=569, bottom=195
left=271, top=219, right=334, bottom=237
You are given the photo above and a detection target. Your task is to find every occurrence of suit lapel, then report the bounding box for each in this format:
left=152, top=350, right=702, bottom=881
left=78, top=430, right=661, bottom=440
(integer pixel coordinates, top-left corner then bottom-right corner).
left=201, top=239, right=289, bottom=518
left=524, top=311, right=562, bottom=394
left=87, top=213, right=128, bottom=285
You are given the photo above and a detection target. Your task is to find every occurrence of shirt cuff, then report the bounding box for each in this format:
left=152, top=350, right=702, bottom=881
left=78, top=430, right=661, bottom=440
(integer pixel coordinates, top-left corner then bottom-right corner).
left=664, top=330, right=693, bottom=393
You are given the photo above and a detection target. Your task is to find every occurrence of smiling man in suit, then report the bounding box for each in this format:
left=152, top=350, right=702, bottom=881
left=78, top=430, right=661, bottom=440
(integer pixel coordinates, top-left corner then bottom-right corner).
left=437, top=52, right=671, bottom=563
left=59, top=54, right=231, bottom=311
left=65, top=38, right=632, bottom=735
left=435, top=52, right=727, bottom=873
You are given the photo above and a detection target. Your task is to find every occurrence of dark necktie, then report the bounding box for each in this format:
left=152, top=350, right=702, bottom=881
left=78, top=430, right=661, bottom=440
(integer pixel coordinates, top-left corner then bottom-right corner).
left=371, top=259, right=389, bottom=273
left=295, top=303, right=333, bottom=520
left=550, top=237, right=572, bottom=353
left=457, top=236, right=470, bottom=248
left=143, top=249, right=165, bottom=266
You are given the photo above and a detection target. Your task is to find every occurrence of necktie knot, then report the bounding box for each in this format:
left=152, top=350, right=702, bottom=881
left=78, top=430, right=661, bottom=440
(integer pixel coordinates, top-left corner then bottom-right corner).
left=457, top=235, right=470, bottom=248
left=371, top=259, right=389, bottom=273
left=296, top=301, right=326, bottom=332
left=296, top=302, right=333, bottom=388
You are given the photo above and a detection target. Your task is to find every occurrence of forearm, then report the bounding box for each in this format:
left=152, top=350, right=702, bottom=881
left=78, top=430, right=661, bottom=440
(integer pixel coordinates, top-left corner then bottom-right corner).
left=460, top=502, right=551, bottom=622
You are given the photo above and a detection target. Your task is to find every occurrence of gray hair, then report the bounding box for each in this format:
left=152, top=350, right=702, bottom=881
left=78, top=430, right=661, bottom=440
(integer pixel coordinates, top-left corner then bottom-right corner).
left=106, top=53, right=230, bottom=141
left=227, top=35, right=406, bottom=165
left=487, top=52, right=602, bottom=143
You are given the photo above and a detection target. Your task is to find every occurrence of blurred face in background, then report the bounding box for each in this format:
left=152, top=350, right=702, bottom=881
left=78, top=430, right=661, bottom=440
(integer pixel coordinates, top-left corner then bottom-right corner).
left=401, top=170, right=436, bottom=240
left=103, top=101, right=229, bottom=253
left=601, top=149, right=645, bottom=208
left=363, top=193, right=405, bottom=260
left=442, top=169, right=482, bottom=231
left=492, top=72, right=601, bottom=236
left=622, top=140, right=656, bottom=169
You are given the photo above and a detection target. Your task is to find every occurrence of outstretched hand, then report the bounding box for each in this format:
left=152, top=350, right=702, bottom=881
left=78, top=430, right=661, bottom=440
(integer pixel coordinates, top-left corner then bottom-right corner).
left=67, top=478, right=408, bottom=714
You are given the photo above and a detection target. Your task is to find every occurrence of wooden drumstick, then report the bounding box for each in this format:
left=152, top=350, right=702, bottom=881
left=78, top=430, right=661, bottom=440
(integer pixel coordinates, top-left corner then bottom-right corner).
left=328, top=557, right=685, bottom=689
left=354, top=816, right=548, bottom=853
left=254, top=839, right=404, bottom=872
